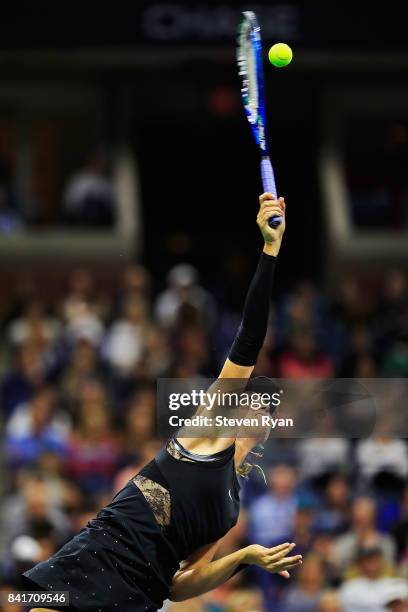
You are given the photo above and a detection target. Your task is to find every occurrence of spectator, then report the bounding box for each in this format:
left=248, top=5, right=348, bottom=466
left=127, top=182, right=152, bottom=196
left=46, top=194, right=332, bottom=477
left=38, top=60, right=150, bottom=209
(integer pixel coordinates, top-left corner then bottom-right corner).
left=64, top=300, right=105, bottom=348
left=62, top=269, right=101, bottom=319
left=248, top=464, right=298, bottom=546
left=224, top=588, right=264, bottom=611
left=67, top=385, right=119, bottom=495
left=7, top=300, right=60, bottom=350
left=278, top=280, right=326, bottom=346
left=171, top=323, right=212, bottom=375
left=331, top=275, right=371, bottom=327
left=2, top=473, right=70, bottom=556
left=339, top=324, right=377, bottom=377
left=155, top=263, right=216, bottom=331
left=297, top=438, right=350, bottom=484
left=36, top=450, right=68, bottom=509
left=61, top=268, right=107, bottom=347
left=339, top=546, right=405, bottom=612
left=281, top=555, right=324, bottom=612
left=7, top=525, right=59, bottom=588
left=63, top=149, right=115, bottom=227
left=318, top=590, right=343, bottom=612
left=60, top=338, right=101, bottom=408
left=356, top=432, right=408, bottom=486
left=278, top=329, right=333, bottom=378
left=5, top=387, right=70, bottom=470
left=291, top=499, right=316, bottom=555
left=1, top=343, right=45, bottom=418
left=117, top=264, right=152, bottom=315
left=315, top=474, right=350, bottom=535
left=121, top=387, right=156, bottom=456
left=104, top=295, right=151, bottom=375
left=144, top=326, right=172, bottom=377
left=311, top=531, right=342, bottom=587
left=334, top=497, right=396, bottom=573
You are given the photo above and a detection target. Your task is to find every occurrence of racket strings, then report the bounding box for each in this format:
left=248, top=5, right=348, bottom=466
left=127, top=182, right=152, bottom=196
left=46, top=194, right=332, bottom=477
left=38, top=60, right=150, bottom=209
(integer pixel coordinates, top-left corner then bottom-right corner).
left=238, top=37, right=258, bottom=123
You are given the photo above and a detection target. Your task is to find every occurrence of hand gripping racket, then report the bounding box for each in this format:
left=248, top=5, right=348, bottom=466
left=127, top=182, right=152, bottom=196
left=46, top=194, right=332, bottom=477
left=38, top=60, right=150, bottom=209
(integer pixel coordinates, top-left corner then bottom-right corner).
left=237, top=11, right=282, bottom=228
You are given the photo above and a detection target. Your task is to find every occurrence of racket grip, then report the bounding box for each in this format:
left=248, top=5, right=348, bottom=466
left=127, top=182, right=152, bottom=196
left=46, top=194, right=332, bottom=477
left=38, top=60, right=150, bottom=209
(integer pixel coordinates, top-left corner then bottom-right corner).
left=261, top=156, right=282, bottom=228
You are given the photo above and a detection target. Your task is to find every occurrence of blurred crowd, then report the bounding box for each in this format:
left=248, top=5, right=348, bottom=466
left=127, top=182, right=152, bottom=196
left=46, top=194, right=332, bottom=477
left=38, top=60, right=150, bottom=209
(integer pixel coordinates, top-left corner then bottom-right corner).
left=1, top=261, right=408, bottom=611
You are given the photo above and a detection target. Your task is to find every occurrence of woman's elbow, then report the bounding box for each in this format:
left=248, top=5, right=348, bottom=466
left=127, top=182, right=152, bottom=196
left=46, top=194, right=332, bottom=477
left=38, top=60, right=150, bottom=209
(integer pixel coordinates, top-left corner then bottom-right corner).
left=169, top=576, right=188, bottom=602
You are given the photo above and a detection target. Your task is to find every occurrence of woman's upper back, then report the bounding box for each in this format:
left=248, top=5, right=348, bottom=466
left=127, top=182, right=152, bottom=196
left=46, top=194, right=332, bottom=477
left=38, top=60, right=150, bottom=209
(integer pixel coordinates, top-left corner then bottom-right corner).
left=138, top=439, right=240, bottom=560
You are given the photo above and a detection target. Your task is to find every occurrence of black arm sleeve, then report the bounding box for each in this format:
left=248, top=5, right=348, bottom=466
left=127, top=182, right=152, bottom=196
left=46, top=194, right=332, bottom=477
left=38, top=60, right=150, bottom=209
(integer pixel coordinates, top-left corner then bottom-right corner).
left=228, top=252, right=276, bottom=367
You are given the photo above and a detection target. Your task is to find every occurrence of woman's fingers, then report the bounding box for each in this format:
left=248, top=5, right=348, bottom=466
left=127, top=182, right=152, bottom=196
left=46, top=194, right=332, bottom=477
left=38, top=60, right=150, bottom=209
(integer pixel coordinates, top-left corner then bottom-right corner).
left=279, top=570, right=291, bottom=579
left=259, top=193, right=285, bottom=207
left=262, top=208, right=283, bottom=221
left=266, top=543, right=292, bottom=556
left=257, top=541, right=301, bottom=575
left=261, top=204, right=283, bottom=214
left=283, top=560, right=303, bottom=569
left=281, top=554, right=302, bottom=564
left=266, top=558, right=302, bottom=573
left=267, top=543, right=296, bottom=560
left=271, top=543, right=292, bottom=550
left=267, top=553, right=302, bottom=568
left=258, top=207, right=283, bottom=224
left=260, top=203, right=284, bottom=216
left=269, top=561, right=301, bottom=574
left=260, top=202, right=285, bottom=215
left=273, top=555, right=303, bottom=569
left=259, top=193, right=276, bottom=204
left=281, top=557, right=303, bottom=567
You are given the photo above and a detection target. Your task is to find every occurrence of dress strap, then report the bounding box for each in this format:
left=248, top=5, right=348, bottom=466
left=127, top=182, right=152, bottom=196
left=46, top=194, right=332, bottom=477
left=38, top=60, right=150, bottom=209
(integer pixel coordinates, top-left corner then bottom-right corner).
left=169, top=438, right=235, bottom=463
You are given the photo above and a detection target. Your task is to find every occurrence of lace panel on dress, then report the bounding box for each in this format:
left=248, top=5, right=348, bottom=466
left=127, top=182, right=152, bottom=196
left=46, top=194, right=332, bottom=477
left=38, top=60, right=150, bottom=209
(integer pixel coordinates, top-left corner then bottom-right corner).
left=132, top=475, right=171, bottom=528
left=166, top=439, right=194, bottom=462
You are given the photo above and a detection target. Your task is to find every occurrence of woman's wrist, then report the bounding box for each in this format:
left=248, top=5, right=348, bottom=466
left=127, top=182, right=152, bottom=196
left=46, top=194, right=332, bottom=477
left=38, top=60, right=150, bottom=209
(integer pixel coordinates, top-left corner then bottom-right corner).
left=263, top=240, right=280, bottom=257
left=241, top=545, right=257, bottom=565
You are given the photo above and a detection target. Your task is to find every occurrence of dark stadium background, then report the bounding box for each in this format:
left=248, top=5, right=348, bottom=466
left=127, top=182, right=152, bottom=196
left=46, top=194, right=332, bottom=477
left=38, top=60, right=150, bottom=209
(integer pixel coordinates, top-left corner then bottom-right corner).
left=1, top=1, right=407, bottom=288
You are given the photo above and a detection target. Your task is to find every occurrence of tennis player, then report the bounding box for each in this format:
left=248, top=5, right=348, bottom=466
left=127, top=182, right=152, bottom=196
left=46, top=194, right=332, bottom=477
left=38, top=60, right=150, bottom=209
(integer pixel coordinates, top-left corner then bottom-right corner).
left=26, top=193, right=301, bottom=612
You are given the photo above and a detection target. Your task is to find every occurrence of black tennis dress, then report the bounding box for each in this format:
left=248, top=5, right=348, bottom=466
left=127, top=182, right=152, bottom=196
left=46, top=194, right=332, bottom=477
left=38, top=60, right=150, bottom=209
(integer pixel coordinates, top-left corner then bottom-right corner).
left=22, top=439, right=240, bottom=611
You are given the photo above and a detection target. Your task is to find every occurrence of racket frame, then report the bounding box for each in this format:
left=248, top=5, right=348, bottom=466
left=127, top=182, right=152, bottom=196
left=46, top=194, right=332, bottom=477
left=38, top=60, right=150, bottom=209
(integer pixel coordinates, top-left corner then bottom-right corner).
left=237, top=11, right=282, bottom=228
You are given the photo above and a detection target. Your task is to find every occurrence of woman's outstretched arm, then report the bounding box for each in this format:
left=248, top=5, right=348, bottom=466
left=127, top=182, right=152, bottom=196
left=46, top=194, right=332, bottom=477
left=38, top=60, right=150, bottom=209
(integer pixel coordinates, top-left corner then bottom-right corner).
left=170, top=541, right=301, bottom=602
left=219, top=192, right=286, bottom=380
left=178, top=193, right=285, bottom=453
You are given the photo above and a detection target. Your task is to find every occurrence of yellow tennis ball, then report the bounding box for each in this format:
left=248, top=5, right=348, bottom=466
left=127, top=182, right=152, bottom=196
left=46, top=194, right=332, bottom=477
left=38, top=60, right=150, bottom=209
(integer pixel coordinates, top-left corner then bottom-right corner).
left=268, top=43, right=293, bottom=68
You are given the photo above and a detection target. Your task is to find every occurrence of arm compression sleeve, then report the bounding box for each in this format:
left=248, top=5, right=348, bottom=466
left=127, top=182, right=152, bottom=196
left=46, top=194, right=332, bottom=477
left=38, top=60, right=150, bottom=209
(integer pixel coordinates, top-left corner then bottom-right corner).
left=228, top=252, right=276, bottom=367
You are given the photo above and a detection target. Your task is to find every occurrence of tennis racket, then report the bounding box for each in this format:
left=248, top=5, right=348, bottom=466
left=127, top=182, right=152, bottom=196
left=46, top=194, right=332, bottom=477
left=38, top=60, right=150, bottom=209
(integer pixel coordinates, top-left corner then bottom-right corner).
left=237, top=11, right=282, bottom=228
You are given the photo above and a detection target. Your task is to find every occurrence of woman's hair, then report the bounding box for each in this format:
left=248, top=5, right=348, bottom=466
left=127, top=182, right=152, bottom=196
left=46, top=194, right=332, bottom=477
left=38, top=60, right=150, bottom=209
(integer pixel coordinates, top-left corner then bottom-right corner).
left=236, top=462, right=253, bottom=479
left=235, top=376, right=277, bottom=483
left=236, top=446, right=267, bottom=484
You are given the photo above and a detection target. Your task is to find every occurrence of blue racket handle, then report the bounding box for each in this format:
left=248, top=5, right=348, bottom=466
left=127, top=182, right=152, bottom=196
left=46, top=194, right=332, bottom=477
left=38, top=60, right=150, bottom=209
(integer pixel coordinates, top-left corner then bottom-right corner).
left=261, top=156, right=282, bottom=228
